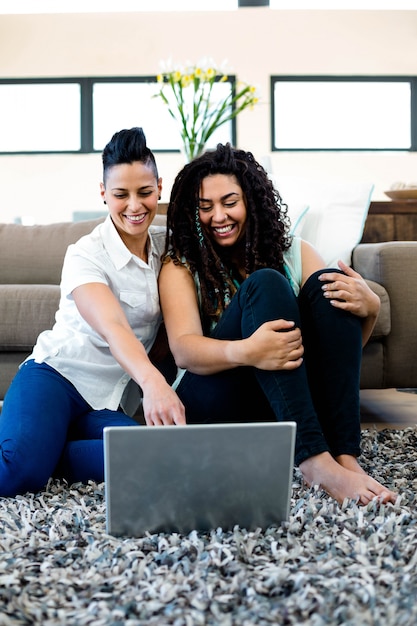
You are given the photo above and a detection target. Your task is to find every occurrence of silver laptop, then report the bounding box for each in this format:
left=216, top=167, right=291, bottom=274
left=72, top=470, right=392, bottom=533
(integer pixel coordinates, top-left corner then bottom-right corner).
left=103, top=422, right=296, bottom=537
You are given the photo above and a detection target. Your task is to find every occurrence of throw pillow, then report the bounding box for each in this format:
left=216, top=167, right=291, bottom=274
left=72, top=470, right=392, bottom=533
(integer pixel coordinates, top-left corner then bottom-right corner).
left=274, top=176, right=374, bottom=267
left=285, top=203, right=310, bottom=236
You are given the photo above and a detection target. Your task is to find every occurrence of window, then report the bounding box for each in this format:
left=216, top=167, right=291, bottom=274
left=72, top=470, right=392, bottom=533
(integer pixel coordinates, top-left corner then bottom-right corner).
left=0, top=76, right=236, bottom=154
left=271, top=76, right=417, bottom=151
left=0, top=81, right=81, bottom=152
left=92, top=78, right=233, bottom=152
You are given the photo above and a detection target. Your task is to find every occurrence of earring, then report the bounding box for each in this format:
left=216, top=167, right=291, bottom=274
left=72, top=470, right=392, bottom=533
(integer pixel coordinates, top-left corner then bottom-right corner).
left=103, top=200, right=107, bottom=205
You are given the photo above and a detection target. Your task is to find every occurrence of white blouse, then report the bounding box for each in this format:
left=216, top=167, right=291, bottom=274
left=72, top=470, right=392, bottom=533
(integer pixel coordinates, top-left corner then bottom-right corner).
left=29, top=216, right=166, bottom=411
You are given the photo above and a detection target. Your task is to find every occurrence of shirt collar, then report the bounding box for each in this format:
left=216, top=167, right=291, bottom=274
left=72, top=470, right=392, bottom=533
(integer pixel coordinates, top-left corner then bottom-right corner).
left=101, top=215, right=159, bottom=271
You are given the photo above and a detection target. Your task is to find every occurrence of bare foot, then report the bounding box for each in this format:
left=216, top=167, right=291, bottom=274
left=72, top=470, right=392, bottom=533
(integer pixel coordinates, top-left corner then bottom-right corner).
left=299, top=452, right=397, bottom=505
left=335, top=454, right=367, bottom=475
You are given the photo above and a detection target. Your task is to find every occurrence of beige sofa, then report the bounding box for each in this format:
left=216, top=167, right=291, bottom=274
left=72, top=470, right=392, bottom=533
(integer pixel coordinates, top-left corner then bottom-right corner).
left=1, top=217, right=417, bottom=416
left=0, top=218, right=105, bottom=403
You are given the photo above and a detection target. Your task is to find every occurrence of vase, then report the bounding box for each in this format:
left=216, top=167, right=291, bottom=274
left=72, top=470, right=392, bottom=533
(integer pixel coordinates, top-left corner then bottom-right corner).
left=181, top=141, right=206, bottom=163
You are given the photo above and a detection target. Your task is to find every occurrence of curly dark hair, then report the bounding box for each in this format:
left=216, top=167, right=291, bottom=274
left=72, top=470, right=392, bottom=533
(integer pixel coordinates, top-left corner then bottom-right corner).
left=165, top=143, right=292, bottom=331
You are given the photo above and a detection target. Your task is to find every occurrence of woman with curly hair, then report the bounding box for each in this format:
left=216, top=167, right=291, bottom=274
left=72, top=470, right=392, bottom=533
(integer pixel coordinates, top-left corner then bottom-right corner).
left=159, top=143, right=396, bottom=505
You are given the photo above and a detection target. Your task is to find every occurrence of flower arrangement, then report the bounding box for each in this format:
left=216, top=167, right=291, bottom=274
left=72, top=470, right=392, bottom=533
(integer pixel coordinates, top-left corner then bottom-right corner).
left=155, top=58, right=259, bottom=161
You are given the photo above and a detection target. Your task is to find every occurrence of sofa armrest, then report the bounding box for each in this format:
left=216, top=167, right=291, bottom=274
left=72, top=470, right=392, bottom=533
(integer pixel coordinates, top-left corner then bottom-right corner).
left=365, top=279, right=391, bottom=338
left=353, top=241, right=417, bottom=388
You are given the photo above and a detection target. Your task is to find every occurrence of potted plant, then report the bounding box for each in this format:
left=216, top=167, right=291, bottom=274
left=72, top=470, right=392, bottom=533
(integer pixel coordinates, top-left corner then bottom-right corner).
left=154, top=58, right=259, bottom=161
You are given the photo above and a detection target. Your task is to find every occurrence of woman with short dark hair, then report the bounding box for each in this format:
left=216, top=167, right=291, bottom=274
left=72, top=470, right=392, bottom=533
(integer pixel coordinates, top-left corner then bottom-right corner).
left=0, top=127, right=185, bottom=497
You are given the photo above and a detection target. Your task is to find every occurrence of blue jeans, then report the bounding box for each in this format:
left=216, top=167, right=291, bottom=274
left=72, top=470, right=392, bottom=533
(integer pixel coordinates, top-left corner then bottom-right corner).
left=0, top=360, right=137, bottom=496
left=176, top=268, right=362, bottom=466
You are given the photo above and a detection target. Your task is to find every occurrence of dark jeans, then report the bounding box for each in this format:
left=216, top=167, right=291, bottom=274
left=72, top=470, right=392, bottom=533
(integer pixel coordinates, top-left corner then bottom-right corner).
left=0, top=360, right=138, bottom=496
left=176, top=268, right=362, bottom=466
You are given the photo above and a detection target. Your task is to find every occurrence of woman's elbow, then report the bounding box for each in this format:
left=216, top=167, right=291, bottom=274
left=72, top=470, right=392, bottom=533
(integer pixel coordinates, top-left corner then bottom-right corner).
left=168, top=340, right=190, bottom=371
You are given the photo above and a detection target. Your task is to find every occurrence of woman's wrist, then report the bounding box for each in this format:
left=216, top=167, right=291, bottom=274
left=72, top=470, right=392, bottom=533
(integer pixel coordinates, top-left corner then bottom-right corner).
left=136, top=364, right=167, bottom=391
left=224, top=338, right=249, bottom=368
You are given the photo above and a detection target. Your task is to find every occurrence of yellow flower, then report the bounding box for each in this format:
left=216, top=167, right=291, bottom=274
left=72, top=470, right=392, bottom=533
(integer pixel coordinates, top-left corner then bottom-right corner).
left=181, top=74, right=192, bottom=88
left=154, top=58, right=259, bottom=161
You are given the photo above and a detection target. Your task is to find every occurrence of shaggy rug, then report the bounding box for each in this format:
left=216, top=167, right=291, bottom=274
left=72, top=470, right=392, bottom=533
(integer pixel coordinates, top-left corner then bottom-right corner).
left=0, top=427, right=416, bottom=626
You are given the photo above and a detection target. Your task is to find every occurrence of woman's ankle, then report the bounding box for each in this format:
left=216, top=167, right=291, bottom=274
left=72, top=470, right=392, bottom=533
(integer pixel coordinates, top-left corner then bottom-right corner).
left=335, top=454, right=366, bottom=474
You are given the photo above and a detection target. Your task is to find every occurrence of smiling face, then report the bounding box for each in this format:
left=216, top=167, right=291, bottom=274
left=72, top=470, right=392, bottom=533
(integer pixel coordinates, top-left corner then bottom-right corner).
left=198, top=174, right=247, bottom=248
left=100, top=161, right=162, bottom=252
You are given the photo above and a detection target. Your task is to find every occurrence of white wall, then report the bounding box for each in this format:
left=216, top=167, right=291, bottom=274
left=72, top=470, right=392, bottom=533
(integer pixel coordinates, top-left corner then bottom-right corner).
left=1, top=9, right=417, bottom=223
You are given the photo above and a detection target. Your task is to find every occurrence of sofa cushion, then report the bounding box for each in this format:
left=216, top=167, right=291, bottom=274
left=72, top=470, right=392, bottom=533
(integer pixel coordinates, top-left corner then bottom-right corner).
left=0, top=218, right=104, bottom=285
left=0, top=353, right=31, bottom=400
left=0, top=285, right=60, bottom=350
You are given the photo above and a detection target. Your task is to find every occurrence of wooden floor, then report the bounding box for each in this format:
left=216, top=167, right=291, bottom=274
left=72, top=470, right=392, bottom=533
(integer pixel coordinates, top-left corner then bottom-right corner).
left=361, top=388, right=417, bottom=430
